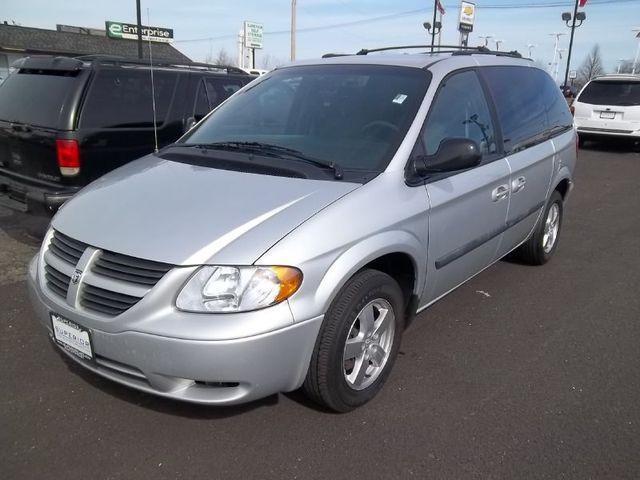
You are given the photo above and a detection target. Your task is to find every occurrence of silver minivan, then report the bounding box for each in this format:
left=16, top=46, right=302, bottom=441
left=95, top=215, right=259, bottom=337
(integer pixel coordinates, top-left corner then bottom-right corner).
left=27, top=48, right=576, bottom=412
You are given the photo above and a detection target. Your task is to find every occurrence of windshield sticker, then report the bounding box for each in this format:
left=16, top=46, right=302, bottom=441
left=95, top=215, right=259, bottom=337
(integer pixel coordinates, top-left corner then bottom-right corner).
left=393, top=94, right=408, bottom=104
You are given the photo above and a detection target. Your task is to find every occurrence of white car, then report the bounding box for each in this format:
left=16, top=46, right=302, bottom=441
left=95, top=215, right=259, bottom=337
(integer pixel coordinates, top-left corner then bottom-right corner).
left=574, top=74, right=640, bottom=146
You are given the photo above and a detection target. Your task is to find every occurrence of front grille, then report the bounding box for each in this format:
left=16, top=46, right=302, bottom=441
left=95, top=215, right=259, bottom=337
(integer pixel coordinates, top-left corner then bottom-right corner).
left=92, top=251, right=173, bottom=286
left=49, top=230, right=87, bottom=264
left=81, top=284, right=142, bottom=316
left=44, top=264, right=71, bottom=299
left=43, top=230, right=173, bottom=317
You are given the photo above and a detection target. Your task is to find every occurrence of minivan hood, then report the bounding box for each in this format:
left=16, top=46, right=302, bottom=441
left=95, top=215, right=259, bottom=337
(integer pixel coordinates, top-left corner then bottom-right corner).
left=52, top=155, right=360, bottom=265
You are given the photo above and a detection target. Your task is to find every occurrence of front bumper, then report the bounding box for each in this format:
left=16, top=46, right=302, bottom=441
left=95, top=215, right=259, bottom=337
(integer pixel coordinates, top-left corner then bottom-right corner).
left=27, top=257, right=323, bottom=405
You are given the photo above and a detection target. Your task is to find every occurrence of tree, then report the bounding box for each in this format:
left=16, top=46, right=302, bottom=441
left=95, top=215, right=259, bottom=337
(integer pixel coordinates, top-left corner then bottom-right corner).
left=261, top=53, right=285, bottom=70
left=576, top=44, right=605, bottom=88
left=205, top=48, right=234, bottom=67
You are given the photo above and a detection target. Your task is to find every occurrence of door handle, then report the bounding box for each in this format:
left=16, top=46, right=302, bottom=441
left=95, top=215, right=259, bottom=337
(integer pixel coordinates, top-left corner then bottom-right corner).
left=512, top=176, right=526, bottom=193
left=491, top=184, right=510, bottom=202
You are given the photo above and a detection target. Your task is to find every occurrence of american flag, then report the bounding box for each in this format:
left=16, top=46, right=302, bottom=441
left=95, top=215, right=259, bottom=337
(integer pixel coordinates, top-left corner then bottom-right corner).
left=436, top=0, right=446, bottom=15
left=579, top=0, right=588, bottom=6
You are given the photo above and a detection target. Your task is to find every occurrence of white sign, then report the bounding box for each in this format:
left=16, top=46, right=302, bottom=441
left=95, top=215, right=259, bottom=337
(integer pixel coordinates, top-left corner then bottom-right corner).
left=244, top=21, right=263, bottom=49
left=569, top=70, right=578, bottom=80
left=458, top=1, right=476, bottom=33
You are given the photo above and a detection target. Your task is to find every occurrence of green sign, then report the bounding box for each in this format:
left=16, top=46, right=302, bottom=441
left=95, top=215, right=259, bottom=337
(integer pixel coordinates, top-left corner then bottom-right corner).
left=105, top=21, right=173, bottom=43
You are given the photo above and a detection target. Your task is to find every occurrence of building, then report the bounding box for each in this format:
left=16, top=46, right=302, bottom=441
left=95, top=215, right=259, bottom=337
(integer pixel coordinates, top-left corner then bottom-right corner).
left=0, top=22, right=191, bottom=81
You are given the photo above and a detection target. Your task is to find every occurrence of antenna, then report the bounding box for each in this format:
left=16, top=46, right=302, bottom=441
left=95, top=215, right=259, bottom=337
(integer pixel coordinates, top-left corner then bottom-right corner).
left=146, top=8, right=159, bottom=153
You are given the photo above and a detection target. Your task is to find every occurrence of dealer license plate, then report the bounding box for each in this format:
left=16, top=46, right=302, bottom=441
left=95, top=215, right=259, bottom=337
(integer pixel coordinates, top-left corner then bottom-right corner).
left=51, top=314, right=93, bottom=360
left=600, top=111, right=616, bottom=119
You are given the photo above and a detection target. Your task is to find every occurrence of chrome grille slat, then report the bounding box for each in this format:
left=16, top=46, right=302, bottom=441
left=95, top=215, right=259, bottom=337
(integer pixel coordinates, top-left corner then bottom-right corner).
left=82, top=271, right=150, bottom=298
left=43, top=249, right=76, bottom=277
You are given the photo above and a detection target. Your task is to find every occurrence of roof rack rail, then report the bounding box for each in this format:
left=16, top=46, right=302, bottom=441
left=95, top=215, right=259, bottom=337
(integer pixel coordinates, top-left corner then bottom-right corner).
left=353, top=44, right=525, bottom=59
left=322, top=53, right=351, bottom=58
left=74, top=55, right=251, bottom=75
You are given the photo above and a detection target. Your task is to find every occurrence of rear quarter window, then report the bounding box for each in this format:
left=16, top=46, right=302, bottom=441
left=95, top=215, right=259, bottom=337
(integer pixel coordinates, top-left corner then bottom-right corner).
left=482, top=66, right=550, bottom=153
left=79, top=69, right=178, bottom=128
left=0, top=70, right=82, bottom=129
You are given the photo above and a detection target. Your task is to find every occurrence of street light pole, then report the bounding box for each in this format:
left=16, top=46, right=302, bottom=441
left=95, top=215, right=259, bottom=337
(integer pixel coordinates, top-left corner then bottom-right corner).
left=562, top=0, right=586, bottom=88
left=430, top=0, right=438, bottom=53
left=633, top=28, right=640, bottom=74
left=527, top=44, right=537, bottom=59
left=478, top=35, right=492, bottom=47
left=291, top=0, right=297, bottom=61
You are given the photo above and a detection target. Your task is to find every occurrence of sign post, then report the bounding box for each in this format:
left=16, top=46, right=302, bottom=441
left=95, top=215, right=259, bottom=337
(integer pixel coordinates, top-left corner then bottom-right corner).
left=457, top=1, right=476, bottom=47
left=244, top=21, right=263, bottom=69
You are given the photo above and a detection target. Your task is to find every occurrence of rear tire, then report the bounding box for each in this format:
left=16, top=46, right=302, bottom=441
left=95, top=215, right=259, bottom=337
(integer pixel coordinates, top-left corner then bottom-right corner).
left=514, top=191, right=564, bottom=265
left=303, top=269, right=404, bottom=412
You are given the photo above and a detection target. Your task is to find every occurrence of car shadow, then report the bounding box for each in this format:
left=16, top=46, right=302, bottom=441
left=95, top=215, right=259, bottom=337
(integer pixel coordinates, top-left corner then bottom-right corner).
left=580, top=136, right=640, bottom=153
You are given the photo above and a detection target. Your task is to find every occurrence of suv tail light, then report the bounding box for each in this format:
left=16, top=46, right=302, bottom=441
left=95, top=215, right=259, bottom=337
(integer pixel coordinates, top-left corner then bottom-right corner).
left=55, top=139, right=80, bottom=176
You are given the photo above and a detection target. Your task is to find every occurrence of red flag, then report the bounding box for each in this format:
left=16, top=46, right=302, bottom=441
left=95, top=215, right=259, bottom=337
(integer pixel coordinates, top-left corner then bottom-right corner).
left=436, top=0, right=446, bottom=15
left=579, top=0, right=588, bottom=6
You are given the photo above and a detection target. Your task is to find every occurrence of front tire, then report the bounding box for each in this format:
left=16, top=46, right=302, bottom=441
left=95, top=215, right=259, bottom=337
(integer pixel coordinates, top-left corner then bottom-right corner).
left=303, top=269, right=404, bottom=412
left=515, top=191, right=564, bottom=265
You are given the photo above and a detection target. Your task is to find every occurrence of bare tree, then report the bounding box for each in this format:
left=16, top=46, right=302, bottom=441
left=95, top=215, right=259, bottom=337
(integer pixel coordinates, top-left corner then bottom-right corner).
left=261, top=53, right=285, bottom=70
left=205, top=48, right=235, bottom=67
left=576, top=44, right=605, bottom=88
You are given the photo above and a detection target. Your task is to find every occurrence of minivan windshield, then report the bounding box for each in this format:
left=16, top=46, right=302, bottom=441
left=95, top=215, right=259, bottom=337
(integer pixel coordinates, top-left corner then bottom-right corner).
left=0, top=70, right=82, bottom=129
left=182, top=65, right=430, bottom=175
left=578, top=80, right=640, bottom=106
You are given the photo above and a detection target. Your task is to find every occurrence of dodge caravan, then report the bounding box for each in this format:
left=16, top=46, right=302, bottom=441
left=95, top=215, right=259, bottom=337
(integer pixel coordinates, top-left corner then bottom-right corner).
left=27, top=47, right=576, bottom=412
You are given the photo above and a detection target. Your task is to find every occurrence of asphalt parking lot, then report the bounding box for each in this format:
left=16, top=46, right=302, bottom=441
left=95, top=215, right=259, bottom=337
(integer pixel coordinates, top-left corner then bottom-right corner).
left=1, top=141, right=639, bottom=479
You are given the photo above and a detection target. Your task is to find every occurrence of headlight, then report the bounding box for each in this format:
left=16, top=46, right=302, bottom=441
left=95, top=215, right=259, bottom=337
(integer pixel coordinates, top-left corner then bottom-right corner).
left=176, top=265, right=302, bottom=313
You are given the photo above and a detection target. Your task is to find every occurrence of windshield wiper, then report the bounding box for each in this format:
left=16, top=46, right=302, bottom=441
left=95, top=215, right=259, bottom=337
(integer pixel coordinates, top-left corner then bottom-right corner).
left=180, top=141, right=344, bottom=179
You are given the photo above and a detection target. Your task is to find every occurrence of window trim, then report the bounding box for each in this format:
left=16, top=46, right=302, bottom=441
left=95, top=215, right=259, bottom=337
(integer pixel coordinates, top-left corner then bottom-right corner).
left=405, top=67, right=505, bottom=187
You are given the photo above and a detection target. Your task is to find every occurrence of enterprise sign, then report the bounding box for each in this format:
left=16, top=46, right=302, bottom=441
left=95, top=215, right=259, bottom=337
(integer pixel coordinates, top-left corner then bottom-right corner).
left=106, top=21, right=173, bottom=43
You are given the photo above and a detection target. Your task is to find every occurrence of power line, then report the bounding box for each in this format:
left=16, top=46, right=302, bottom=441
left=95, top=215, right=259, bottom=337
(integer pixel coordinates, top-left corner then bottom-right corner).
left=173, top=0, right=640, bottom=44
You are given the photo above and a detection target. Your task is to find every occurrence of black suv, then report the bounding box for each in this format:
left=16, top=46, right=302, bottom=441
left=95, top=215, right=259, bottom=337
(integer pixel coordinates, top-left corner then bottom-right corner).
left=0, top=55, right=254, bottom=214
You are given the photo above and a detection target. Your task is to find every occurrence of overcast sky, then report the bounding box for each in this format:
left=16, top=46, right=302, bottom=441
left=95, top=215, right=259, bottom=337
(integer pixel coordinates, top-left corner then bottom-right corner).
left=3, top=0, right=638, bottom=76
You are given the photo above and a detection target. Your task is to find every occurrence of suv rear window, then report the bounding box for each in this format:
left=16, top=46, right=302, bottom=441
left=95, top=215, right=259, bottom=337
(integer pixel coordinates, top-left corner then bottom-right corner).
left=0, top=70, right=82, bottom=129
left=80, top=69, right=177, bottom=128
left=578, top=80, right=640, bottom=106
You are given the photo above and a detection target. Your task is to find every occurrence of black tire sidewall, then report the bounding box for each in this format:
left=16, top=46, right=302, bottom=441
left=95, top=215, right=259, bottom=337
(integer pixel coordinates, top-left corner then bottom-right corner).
left=323, top=271, right=404, bottom=411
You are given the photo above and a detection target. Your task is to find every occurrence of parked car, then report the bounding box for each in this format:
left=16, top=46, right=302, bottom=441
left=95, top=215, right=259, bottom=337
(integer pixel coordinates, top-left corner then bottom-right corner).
left=574, top=74, right=640, bottom=146
left=0, top=55, right=254, bottom=214
left=27, top=47, right=576, bottom=412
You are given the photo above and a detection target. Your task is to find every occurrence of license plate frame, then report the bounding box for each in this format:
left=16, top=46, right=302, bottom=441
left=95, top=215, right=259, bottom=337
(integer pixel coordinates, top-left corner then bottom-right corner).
left=50, top=313, right=94, bottom=361
left=599, top=111, right=616, bottom=119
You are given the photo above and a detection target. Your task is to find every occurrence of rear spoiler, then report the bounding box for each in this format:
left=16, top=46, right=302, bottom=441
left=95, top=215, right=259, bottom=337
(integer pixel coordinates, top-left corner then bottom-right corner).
left=11, top=56, right=84, bottom=72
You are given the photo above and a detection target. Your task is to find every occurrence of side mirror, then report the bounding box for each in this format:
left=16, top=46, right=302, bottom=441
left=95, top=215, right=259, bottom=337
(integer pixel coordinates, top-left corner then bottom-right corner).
left=414, top=138, right=482, bottom=176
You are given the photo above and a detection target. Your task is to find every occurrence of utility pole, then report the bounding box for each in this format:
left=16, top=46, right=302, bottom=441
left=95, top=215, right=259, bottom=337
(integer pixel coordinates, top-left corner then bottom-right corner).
left=136, top=0, right=143, bottom=59
left=237, top=28, right=244, bottom=69
left=561, top=1, right=586, bottom=88
left=291, top=0, right=297, bottom=61
left=495, top=39, right=503, bottom=51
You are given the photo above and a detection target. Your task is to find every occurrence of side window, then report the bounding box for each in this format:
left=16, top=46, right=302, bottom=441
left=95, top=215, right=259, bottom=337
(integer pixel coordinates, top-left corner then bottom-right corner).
left=540, top=71, right=573, bottom=131
left=482, top=66, right=547, bottom=153
left=193, top=79, right=210, bottom=121
left=80, top=69, right=177, bottom=128
left=422, top=70, right=497, bottom=158
left=204, top=77, right=246, bottom=109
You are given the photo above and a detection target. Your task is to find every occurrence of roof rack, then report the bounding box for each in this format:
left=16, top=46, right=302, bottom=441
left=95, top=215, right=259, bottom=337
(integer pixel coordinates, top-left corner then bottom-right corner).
left=74, top=55, right=251, bottom=75
left=352, top=44, right=524, bottom=59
